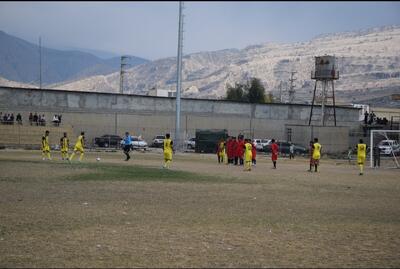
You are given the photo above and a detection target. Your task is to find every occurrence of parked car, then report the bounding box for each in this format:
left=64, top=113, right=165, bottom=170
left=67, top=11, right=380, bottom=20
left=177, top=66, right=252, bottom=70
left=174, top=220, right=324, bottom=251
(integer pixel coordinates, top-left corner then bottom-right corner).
left=378, top=140, right=400, bottom=155
left=131, top=136, right=148, bottom=150
left=94, top=134, right=123, bottom=148
left=253, top=139, right=271, bottom=151
left=120, top=136, right=149, bottom=150
left=152, top=135, right=165, bottom=148
left=253, top=139, right=263, bottom=151
left=184, top=137, right=196, bottom=149
left=263, top=141, right=307, bottom=155
left=261, top=139, right=272, bottom=148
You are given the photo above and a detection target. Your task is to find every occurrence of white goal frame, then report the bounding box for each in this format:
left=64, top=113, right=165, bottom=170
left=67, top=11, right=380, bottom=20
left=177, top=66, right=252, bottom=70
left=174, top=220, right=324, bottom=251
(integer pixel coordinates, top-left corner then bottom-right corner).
left=370, top=130, right=400, bottom=169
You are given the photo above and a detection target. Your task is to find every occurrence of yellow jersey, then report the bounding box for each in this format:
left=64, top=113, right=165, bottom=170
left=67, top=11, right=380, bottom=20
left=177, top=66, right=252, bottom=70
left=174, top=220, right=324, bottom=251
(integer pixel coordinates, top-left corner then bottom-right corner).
left=42, top=136, right=49, bottom=149
left=312, top=143, right=321, bottom=160
left=357, top=143, right=367, bottom=158
left=60, top=137, right=69, bottom=151
left=75, top=135, right=84, bottom=147
left=163, top=138, right=173, bottom=160
left=218, top=141, right=225, bottom=157
left=42, top=135, right=50, bottom=151
left=164, top=138, right=173, bottom=153
left=245, top=142, right=253, bottom=161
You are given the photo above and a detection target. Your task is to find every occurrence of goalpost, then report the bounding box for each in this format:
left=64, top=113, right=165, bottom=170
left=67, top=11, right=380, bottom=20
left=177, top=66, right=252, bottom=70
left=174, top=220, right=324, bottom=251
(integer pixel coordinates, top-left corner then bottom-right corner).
left=370, top=130, right=400, bottom=169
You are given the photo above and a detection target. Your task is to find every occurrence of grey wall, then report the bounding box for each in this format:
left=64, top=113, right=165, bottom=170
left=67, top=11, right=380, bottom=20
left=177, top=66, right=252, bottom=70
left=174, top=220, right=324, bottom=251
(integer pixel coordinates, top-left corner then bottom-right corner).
left=285, top=124, right=350, bottom=153
left=0, top=87, right=361, bottom=152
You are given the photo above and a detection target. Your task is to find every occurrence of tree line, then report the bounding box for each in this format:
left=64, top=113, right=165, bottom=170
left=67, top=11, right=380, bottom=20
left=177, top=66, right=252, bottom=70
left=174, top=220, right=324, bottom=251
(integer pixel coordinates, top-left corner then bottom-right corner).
left=225, top=77, right=273, bottom=103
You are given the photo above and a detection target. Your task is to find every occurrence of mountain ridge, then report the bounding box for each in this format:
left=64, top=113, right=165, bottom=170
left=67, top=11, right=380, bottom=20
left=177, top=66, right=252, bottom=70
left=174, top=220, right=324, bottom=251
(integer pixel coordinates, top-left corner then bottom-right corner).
left=0, top=30, right=149, bottom=86
left=1, top=25, right=399, bottom=106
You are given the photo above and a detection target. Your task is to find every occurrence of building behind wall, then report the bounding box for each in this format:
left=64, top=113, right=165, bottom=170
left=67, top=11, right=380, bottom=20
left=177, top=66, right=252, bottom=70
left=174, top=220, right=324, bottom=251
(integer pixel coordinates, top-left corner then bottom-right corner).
left=147, top=88, right=176, bottom=98
left=0, top=86, right=362, bottom=153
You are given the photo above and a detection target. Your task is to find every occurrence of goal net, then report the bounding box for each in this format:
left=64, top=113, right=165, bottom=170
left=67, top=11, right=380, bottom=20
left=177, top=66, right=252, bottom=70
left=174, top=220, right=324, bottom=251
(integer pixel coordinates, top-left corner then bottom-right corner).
left=370, top=130, right=400, bottom=169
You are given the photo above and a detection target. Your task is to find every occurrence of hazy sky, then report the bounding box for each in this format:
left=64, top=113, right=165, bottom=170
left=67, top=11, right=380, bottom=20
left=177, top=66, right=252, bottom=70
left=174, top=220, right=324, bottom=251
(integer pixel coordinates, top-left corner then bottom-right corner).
left=1, top=1, right=399, bottom=60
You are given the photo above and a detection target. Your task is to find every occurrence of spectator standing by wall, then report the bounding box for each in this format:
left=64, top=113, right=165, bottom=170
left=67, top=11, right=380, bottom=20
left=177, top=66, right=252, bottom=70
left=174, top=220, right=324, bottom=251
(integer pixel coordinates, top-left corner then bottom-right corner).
left=33, top=113, right=38, bottom=125
left=11, top=113, right=14, bottom=124
left=41, top=114, right=46, bottom=126
left=16, top=113, right=22, bottom=125
left=364, top=111, right=368, bottom=124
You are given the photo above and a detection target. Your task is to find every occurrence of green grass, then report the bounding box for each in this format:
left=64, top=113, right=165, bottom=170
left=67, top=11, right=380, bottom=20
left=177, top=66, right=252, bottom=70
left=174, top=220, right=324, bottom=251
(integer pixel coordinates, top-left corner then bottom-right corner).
left=0, top=158, right=230, bottom=183
left=61, top=162, right=229, bottom=183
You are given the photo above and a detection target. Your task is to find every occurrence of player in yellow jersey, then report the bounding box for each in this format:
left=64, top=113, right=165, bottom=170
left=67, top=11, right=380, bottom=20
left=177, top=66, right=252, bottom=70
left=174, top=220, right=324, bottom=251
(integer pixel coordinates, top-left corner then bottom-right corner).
left=60, top=132, right=69, bottom=160
left=217, top=139, right=226, bottom=164
left=357, top=139, right=367, bottom=176
left=244, top=139, right=253, bottom=171
left=312, top=138, right=322, bottom=172
left=163, top=133, right=174, bottom=169
left=69, top=131, right=85, bottom=162
left=41, top=130, right=51, bottom=160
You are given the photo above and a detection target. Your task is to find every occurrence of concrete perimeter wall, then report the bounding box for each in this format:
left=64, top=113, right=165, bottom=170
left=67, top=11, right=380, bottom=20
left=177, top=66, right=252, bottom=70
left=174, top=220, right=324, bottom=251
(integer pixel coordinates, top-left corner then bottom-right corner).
left=285, top=124, right=350, bottom=154
left=0, top=87, right=361, bottom=153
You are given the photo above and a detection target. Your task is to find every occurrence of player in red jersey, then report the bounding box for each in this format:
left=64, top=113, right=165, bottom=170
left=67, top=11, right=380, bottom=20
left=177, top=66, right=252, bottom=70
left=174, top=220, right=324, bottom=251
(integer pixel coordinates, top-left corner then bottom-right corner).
left=308, top=140, right=314, bottom=172
left=238, top=135, right=245, bottom=166
left=232, top=137, right=239, bottom=165
left=271, top=139, right=279, bottom=169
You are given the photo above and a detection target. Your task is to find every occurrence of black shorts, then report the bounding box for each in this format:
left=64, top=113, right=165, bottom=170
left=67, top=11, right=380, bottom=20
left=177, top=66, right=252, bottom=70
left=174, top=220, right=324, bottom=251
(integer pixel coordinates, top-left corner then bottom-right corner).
left=123, top=145, right=131, bottom=152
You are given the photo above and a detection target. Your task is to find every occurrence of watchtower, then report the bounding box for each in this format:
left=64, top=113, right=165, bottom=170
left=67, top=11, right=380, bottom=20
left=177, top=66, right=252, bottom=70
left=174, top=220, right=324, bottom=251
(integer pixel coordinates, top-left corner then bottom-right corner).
left=308, top=55, right=339, bottom=126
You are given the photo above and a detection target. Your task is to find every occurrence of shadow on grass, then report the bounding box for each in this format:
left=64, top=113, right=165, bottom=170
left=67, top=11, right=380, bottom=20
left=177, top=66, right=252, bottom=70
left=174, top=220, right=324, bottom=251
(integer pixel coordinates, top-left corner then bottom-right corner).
left=63, top=162, right=241, bottom=184
left=0, top=158, right=251, bottom=184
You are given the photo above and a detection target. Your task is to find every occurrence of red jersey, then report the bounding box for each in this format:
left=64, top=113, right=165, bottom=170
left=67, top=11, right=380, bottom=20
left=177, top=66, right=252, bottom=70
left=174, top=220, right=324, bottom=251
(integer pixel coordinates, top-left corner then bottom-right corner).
left=271, top=143, right=279, bottom=161
left=237, top=139, right=245, bottom=158
left=226, top=139, right=232, bottom=158
left=232, top=140, right=238, bottom=157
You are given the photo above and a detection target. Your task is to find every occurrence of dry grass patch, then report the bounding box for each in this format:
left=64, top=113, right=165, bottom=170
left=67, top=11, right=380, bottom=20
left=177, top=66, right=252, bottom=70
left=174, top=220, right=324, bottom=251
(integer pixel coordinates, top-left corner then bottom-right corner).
left=0, top=150, right=399, bottom=268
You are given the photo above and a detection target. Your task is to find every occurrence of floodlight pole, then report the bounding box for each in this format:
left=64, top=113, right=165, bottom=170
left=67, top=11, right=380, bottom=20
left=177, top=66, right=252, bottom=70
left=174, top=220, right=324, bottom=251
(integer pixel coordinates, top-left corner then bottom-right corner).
left=175, top=1, right=184, bottom=150
left=39, top=36, right=42, bottom=89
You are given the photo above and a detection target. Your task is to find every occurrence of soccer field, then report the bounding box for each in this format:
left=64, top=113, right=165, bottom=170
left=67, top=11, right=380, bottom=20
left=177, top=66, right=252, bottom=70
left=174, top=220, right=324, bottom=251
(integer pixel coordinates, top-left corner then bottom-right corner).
left=0, top=150, right=399, bottom=268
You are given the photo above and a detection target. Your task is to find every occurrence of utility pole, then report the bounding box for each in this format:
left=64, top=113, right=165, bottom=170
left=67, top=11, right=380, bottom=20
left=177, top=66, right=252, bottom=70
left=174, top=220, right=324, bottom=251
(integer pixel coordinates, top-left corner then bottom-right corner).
left=278, top=81, right=283, bottom=103
left=175, top=1, right=184, bottom=150
left=39, top=36, right=42, bottom=89
left=288, top=71, right=297, bottom=103
left=119, top=56, right=130, bottom=94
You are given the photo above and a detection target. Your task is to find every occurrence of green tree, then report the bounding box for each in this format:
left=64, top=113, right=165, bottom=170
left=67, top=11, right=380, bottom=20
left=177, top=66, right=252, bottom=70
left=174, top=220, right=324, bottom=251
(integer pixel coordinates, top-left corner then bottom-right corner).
left=226, top=82, right=246, bottom=101
left=225, top=77, right=270, bottom=103
left=247, top=77, right=266, bottom=103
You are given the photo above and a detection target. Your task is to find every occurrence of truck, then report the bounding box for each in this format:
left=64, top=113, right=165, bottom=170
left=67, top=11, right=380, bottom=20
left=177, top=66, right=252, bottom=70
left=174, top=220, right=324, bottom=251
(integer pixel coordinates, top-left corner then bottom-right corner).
left=195, top=129, right=229, bottom=153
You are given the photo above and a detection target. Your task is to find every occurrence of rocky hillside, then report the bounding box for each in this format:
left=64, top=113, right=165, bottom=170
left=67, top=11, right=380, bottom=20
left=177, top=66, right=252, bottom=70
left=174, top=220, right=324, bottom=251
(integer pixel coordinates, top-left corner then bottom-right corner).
left=15, top=26, right=400, bottom=105
left=0, top=76, right=36, bottom=88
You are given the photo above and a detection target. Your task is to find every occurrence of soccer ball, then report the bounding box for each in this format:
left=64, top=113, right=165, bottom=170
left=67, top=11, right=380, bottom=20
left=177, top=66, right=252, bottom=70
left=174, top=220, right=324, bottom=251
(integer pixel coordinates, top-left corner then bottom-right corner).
left=96, top=157, right=101, bottom=162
